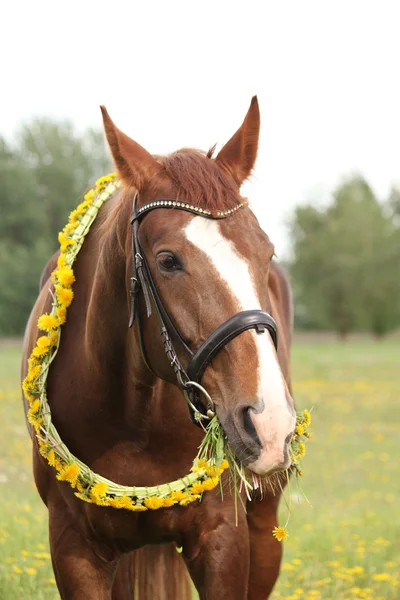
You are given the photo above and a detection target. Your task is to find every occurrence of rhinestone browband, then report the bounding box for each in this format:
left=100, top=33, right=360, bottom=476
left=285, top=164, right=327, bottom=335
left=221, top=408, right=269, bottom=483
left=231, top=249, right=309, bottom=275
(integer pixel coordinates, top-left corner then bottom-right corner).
left=131, top=198, right=249, bottom=222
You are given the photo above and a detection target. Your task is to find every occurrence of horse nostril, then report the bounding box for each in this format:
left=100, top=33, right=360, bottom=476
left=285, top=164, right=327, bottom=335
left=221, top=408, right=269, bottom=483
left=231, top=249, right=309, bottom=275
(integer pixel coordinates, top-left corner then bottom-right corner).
left=285, top=431, right=294, bottom=446
left=242, top=407, right=262, bottom=448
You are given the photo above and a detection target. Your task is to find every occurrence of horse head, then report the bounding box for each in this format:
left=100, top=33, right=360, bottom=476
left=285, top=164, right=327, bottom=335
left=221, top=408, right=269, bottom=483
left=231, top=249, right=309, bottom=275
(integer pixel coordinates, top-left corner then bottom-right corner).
left=100, top=97, right=296, bottom=476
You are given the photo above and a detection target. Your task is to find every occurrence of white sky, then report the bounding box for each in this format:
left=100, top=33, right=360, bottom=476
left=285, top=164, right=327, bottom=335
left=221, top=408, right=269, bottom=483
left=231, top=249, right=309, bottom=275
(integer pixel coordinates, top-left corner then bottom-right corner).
left=2, top=0, right=399, bottom=256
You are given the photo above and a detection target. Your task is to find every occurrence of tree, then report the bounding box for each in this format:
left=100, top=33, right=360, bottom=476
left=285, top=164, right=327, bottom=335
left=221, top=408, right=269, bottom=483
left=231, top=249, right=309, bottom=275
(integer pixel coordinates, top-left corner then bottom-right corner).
left=289, top=176, right=400, bottom=337
left=0, top=119, right=112, bottom=335
left=16, top=119, right=112, bottom=243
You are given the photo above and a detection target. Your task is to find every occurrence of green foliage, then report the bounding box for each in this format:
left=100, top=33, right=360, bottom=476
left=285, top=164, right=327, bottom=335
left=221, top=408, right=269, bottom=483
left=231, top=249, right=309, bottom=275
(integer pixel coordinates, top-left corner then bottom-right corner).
left=289, top=176, right=400, bottom=336
left=0, top=120, right=112, bottom=335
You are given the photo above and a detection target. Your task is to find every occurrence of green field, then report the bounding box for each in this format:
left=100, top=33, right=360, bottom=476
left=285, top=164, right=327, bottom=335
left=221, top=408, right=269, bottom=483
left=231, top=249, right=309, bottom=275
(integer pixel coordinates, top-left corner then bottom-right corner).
left=0, top=340, right=399, bottom=599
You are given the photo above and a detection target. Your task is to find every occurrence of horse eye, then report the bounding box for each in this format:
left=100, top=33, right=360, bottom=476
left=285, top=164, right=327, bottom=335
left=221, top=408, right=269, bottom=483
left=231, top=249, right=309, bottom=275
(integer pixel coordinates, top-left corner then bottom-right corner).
left=158, top=253, right=180, bottom=271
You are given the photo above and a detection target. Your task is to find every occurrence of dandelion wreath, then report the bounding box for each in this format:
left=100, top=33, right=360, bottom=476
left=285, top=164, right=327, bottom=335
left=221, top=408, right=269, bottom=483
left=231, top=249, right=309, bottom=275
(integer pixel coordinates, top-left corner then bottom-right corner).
left=22, top=174, right=311, bottom=535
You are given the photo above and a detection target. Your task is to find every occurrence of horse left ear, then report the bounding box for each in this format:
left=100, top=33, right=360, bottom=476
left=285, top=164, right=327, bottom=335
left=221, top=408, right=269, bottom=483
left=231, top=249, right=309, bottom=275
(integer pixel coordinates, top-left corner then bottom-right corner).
left=216, top=96, right=260, bottom=186
left=100, top=106, right=160, bottom=190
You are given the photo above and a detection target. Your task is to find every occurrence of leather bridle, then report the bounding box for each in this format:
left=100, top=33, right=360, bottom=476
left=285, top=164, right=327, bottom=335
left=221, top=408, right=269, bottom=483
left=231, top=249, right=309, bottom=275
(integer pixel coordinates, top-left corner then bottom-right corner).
left=129, top=192, right=278, bottom=426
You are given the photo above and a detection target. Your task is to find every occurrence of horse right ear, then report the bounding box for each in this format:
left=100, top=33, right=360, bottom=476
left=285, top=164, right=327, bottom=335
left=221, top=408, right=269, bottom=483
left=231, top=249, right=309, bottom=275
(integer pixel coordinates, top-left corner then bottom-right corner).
left=215, top=96, right=260, bottom=186
left=100, top=106, right=160, bottom=190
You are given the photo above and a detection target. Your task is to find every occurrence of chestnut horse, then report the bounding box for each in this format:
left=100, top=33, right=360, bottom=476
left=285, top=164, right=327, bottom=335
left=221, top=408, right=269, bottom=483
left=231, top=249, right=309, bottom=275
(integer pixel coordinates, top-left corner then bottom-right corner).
left=22, top=97, right=295, bottom=599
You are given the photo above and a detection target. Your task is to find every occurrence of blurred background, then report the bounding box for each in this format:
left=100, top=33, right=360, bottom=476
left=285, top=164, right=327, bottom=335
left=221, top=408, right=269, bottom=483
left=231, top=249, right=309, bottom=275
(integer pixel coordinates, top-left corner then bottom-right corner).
left=0, top=1, right=399, bottom=599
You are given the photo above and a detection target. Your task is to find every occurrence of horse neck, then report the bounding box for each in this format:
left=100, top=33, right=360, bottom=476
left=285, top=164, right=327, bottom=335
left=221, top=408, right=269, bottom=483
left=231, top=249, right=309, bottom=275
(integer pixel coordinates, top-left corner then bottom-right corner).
left=77, top=194, right=156, bottom=429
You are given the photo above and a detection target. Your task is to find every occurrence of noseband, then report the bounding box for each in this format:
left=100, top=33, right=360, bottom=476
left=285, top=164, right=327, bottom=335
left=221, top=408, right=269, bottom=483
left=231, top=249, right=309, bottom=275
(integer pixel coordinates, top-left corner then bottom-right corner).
left=129, top=193, right=278, bottom=426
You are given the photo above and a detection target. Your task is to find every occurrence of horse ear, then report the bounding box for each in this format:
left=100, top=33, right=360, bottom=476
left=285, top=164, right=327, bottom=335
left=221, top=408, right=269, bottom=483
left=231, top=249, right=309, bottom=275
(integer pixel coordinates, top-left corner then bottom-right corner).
left=100, top=106, right=160, bottom=190
left=216, top=96, right=260, bottom=186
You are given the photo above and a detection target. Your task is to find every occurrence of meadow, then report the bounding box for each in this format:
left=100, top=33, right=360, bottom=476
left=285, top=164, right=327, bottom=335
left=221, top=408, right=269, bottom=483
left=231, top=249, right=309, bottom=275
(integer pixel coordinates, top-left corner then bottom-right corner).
left=0, top=339, right=399, bottom=599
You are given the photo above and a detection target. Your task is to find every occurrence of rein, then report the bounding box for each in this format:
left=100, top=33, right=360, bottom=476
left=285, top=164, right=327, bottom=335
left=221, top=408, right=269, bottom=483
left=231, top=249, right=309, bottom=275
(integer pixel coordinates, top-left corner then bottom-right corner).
left=128, top=192, right=278, bottom=424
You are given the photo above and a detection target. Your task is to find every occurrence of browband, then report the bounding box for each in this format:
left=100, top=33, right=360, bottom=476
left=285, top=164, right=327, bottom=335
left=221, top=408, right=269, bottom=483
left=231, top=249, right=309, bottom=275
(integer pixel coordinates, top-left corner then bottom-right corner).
left=131, top=198, right=248, bottom=223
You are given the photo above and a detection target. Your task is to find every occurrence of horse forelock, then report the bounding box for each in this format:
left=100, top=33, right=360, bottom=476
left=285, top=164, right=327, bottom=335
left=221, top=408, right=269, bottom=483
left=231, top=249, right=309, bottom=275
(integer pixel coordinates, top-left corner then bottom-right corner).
left=159, top=149, right=242, bottom=212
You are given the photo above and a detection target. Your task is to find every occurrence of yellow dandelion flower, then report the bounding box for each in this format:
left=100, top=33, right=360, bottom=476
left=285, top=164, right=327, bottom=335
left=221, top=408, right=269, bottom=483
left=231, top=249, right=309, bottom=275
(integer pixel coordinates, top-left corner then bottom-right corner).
left=57, top=463, right=80, bottom=485
left=295, top=423, right=305, bottom=436
left=27, top=364, right=41, bottom=381
left=272, top=526, right=288, bottom=542
left=30, top=418, right=42, bottom=434
left=205, top=460, right=229, bottom=476
left=107, top=498, right=121, bottom=508
left=38, top=314, right=59, bottom=331
left=205, top=463, right=228, bottom=476
left=170, top=490, right=188, bottom=502
left=297, top=441, right=306, bottom=458
left=56, top=267, right=75, bottom=288
left=117, top=496, right=135, bottom=510
left=48, top=330, right=59, bottom=347
left=205, top=465, right=218, bottom=476
left=22, top=385, right=36, bottom=402
left=96, top=173, right=116, bottom=191
left=57, top=254, right=67, bottom=268
left=12, top=565, right=23, bottom=574
left=28, top=356, right=39, bottom=369
left=59, top=230, right=68, bottom=242
left=68, top=209, right=80, bottom=223
left=32, top=345, right=50, bottom=358
left=90, top=482, right=108, bottom=502
left=55, top=286, right=74, bottom=308
left=29, top=399, right=41, bottom=415
left=201, top=477, right=219, bottom=491
left=60, top=241, right=76, bottom=254
left=144, top=496, right=164, bottom=510
left=107, top=496, right=127, bottom=509
left=303, top=409, right=311, bottom=426
left=162, top=497, right=177, bottom=507
left=84, top=189, right=95, bottom=204
left=56, top=306, right=67, bottom=325
left=47, top=449, right=56, bottom=467
left=180, top=495, right=200, bottom=506
left=25, top=567, right=37, bottom=575
left=38, top=442, right=48, bottom=457
left=27, top=405, right=41, bottom=421
left=191, top=459, right=209, bottom=473
left=54, top=457, right=65, bottom=471
left=63, top=222, right=77, bottom=235
left=36, top=336, right=51, bottom=349
left=22, top=377, right=34, bottom=392
left=58, top=231, right=75, bottom=248
left=373, top=573, right=390, bottom=581
left=80, top=199, right=92, bottom=210
left=189, top=482, right=205, bottom=495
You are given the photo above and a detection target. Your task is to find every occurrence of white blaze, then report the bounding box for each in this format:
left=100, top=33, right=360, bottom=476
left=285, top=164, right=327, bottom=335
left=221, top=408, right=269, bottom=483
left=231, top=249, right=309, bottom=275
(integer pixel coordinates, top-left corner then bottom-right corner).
left=185, top=216, right=295, bottom=474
